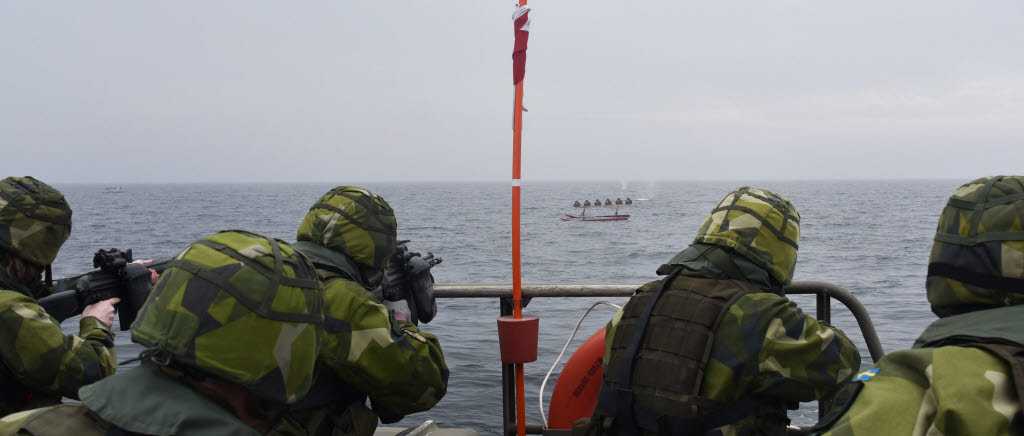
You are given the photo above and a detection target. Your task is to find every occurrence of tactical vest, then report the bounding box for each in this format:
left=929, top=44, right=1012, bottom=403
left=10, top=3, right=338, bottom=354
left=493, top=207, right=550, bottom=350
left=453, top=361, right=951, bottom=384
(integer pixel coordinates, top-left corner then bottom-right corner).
left=593, top=267, right=782, bottom=435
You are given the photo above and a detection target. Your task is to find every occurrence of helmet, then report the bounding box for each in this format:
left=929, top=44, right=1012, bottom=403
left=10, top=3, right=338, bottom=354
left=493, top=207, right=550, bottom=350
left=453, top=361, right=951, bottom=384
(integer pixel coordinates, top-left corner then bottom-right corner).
left=0, top=176, right=72, bottom=265
left=692, top=186, right=800, bottom=284
left=927, top=176, right=1024, bottom=317
left=130, top=230, right=324, bottom=404
left=296, top=186, right=397, bottom=272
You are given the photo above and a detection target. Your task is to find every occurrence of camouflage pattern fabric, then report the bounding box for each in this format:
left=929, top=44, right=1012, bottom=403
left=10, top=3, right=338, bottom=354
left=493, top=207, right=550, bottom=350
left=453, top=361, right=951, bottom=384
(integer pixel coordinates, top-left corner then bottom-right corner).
left=296, top=186, right=397, bottom=273
left=586, top=185, right=853, bottom=435
left=600, top=281, right=860, bottom=435
left=812, top=306, right=1024, bottom=436
left=927, top=175, right=1024, bottom=317
left=273, top=269, right=449, bottom=436
left=0, top=176, right=72, bottom=266
left=316, top=277, right=448, bottom=418
left=275, top=187, right=446, bottom=436
left=130, top=230, right=324, bottom=404
left=0, top=264, right=116, bottom=415
left=692, top=186, right=800, bottom=284
left=812, top=177, right=1024, bottom=435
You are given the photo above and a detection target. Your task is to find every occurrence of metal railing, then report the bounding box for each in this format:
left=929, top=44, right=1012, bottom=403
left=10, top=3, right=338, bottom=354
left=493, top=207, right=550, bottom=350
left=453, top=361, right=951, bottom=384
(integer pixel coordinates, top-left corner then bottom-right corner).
left=434, top=281, right=884, bottom=436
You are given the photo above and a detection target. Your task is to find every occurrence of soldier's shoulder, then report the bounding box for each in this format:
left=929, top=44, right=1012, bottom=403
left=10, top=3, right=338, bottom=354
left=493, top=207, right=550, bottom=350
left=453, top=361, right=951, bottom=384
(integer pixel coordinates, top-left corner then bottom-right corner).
left=0, top=289, right=35, bottom=306
left=729, top=292, right=796, bottom=315
left=323, top=276, right=371, bottom=294
left=323, top=277, right=381, bottom=307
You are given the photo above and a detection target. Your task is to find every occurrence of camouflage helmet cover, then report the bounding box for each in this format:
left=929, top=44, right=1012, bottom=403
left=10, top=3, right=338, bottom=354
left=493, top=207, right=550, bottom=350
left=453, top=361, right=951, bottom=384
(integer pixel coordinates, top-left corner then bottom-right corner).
left=927, top=176, right=1024, bottom=317
left=296, top=186, right=397, bottom=272
left=130, top=230, right=324, bottom=404
left=692, top=186, right=800, bottom=284
left=0, top=176, right=72, bottom=265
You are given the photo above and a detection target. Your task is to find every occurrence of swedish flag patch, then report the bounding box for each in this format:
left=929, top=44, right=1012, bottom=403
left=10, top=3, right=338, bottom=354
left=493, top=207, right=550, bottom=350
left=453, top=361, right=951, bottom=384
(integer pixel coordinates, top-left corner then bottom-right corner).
left=853, top=368, right=879, bottom=381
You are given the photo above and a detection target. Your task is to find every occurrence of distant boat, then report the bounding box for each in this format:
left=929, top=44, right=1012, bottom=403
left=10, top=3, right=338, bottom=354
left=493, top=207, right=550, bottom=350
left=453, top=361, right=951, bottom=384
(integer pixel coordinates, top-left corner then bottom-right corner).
left=103, top=187, right=125, bottom=193
left=562, top=197, right=631, bottom=222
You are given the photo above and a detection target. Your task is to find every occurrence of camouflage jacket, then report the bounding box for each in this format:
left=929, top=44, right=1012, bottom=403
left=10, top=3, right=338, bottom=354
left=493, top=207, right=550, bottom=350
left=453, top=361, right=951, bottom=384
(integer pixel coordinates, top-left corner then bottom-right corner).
left=0, top=363, right=259, bottom=436
left=812, top=304, right=1024, bottom=436
left=274, top=245, right=448, bottom=436
left=595, top=247, right=860, bottom=435
left=0, top=268, right=116, bottom=415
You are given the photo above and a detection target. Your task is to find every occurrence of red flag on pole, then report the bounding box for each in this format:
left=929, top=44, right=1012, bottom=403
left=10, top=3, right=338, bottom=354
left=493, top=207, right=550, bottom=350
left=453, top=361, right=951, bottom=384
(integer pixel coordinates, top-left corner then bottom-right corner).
left=512, top=6, right=531, bottom=85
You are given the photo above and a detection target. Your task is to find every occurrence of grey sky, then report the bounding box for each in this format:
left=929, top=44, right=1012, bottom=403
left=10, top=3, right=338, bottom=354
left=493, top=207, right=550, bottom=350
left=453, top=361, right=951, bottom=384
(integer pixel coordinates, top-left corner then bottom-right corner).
left=2, top=1, right=1021, bottom=183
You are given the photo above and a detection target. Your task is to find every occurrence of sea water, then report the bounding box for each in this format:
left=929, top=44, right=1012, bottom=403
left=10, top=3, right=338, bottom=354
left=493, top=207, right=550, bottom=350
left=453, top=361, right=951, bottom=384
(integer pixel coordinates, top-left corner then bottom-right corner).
left=51, top=179, right=957, bottom=433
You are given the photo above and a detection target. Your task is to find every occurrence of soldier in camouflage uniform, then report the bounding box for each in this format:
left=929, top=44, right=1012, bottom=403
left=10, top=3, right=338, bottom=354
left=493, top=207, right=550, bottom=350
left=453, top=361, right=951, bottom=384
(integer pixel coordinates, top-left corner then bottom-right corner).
left=0, top=176, right=119, bottom=415
left=812, top=176, right=1024, bottom=436
left=273, top=186, right=448, bottom=436
left=0, top=229, right=325, bottom=435
left=575, top=186, right=861, bottom=436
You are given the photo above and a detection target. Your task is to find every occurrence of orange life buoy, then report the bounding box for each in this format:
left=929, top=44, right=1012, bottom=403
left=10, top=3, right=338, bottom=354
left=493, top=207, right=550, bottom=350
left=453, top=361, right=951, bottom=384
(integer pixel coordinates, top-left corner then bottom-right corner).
left=547, top=327, right=606, bottom=429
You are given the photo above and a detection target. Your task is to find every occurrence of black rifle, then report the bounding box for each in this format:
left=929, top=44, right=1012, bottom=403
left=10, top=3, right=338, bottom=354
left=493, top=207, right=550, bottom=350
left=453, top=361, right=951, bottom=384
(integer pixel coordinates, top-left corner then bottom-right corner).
left=377, top=240, right=442, bottom=325
left=38, top=248, right=165, bottom=330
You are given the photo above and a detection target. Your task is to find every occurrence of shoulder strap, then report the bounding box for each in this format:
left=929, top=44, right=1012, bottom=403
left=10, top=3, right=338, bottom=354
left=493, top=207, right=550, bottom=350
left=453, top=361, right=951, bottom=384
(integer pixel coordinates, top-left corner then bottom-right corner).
left=614, top=265, right=685, bottom=436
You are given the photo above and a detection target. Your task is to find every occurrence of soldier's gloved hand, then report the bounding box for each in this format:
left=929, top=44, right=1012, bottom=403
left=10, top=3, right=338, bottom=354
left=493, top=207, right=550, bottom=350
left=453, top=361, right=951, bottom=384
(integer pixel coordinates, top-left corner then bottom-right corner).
left=82, top=298, right=120, bottom=327
left=384, top=300, right=412, bottom=323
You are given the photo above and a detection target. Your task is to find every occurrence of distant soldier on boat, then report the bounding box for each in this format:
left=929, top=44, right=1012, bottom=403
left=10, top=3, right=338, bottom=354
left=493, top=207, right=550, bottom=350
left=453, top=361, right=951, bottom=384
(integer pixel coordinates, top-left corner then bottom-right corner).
left=574, top=186, right=860, bottom=435
left=564, top=197, right=631, bottom=222
left=811, top=176, right=1024, bottom=436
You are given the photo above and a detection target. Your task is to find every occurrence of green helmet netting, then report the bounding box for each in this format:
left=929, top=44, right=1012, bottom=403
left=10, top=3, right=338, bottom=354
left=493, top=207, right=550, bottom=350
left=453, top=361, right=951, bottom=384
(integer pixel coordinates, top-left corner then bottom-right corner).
left=692, top=186, right=800, bottom=284
left=296, top=186, right=397, bottom=272
left=927, top=176, right=1024, bottom=317
left=130, top=230, right=324, bottom=404
left=0, top=176, right=72, bottom=265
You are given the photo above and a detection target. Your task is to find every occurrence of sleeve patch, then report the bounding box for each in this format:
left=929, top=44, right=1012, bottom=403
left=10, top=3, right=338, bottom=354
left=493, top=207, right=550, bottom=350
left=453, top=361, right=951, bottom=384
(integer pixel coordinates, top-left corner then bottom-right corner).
left=405, top=330, right=428, bottom=343
left=853, top=368, right=879, bottom=381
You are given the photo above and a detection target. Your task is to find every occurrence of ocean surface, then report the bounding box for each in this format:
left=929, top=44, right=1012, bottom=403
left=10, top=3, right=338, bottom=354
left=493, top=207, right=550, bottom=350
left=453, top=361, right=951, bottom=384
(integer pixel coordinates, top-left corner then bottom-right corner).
left=50, top=179, right=958, bottom=434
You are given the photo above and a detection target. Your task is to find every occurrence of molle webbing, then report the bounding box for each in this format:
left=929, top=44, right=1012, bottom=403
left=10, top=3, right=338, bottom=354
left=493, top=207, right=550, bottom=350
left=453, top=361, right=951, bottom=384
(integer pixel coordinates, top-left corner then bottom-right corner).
left=601, top=270, right=762, bottom=433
